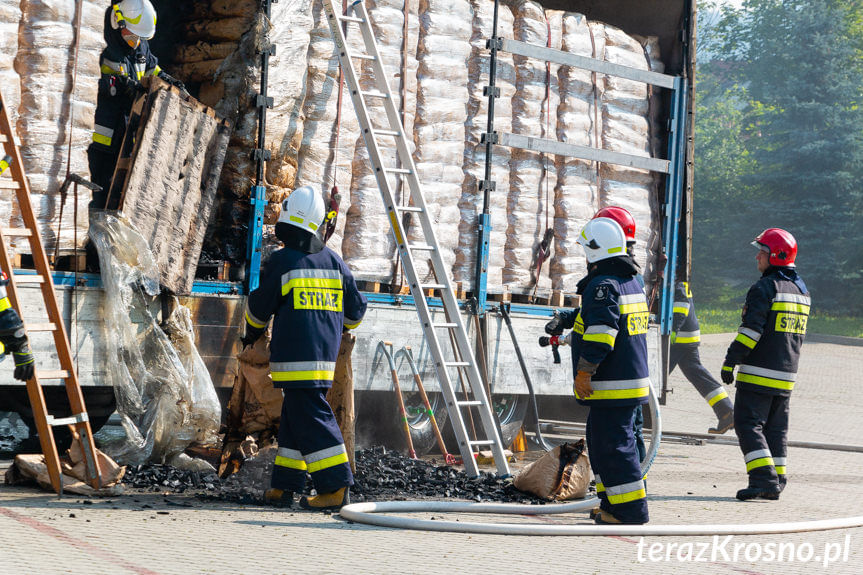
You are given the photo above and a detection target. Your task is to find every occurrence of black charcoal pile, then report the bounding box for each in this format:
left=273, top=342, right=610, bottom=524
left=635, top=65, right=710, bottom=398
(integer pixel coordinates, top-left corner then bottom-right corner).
left=351, top=447, right=547, bottom=505
left=122, top=447, right=550, bottom=505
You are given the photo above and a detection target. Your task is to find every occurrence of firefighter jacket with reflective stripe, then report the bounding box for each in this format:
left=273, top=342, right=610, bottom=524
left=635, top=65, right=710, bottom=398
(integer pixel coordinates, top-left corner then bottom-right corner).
left=246, top=245, right=367, bottom=389
left=571, top=271, right=651, bottom=407
left=672, top=281, right=700, bottom=345
left=91, top=9, right=161, bottom=153
left=724, top=267, right=809, bottom=396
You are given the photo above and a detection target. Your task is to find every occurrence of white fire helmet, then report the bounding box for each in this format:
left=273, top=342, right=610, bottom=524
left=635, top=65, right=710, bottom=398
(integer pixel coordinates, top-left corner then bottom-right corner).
left=278, top=185, right=326, bottom=234
left=577, top=217, right=627, bottom=264
left=111, top=0, right=157, bottom=40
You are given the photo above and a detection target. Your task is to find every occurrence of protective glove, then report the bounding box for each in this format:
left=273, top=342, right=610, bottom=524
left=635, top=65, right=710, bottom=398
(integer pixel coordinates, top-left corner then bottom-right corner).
left=114, top=74, right=144, bottom=99
left=545, top=311, right=564, bottom=336
left=721, top=362, right=735, bottom=385
left=159, top=72, right=189, bottom=97
left=573, top=370, right=593, bottom=399
left=13, top=345, right=35, bottom=382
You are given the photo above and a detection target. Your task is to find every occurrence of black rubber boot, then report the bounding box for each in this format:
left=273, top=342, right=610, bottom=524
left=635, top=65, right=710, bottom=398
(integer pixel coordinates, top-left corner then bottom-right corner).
left=736, top=485, right=781, bottom=501
left=299, top=487, right=350, bottom=511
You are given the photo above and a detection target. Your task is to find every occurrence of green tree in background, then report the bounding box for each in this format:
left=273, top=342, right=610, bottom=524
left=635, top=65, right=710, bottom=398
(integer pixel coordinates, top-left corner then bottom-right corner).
left=693, top=0, right=863, bottom=313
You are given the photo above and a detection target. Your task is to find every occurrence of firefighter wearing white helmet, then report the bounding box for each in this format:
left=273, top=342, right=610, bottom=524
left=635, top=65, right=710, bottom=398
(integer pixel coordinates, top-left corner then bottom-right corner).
left=243, top=185, right=367, bottom=511
left=87, top=0, right=186, bottom=224
left=571, top=217, right=650, bottom=525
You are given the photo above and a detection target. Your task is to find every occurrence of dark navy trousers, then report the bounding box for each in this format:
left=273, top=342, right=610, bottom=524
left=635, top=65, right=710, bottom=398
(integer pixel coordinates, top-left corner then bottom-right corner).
left=271, top=388, right=353, bottom=494
left=586, top=405, right=649, bottom=524
left=734, top=387, right=789, bottom=490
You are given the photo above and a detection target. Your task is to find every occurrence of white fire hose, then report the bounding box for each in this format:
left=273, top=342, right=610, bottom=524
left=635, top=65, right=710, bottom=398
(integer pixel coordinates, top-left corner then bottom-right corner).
left=340, top=384, right=863, bottom=535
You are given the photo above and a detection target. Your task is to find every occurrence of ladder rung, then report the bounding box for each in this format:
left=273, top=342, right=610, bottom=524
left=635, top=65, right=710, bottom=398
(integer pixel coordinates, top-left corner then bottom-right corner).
left=26, top=322, right=57, bottom=332
left=339, top=15, right=364, bottom=23
left=0, top=135, right=20, bottom=145
left=444, top=361, right=469, bottom=367
left=363, top=90, right=388, bottom=99
left=421, top=283, right=446, bottom=290
left=13, top=274, right=45, bottom=284
left=352, top=53, right=376, bottom=61
left=469, top=440, right=495, bottom=446
left=409, top=244, right=435, bottom=251
left=0, top=179, right=20, bottom=190
left=396, top=205, right=423, bottom=213
left=374, top=129, right=399, bottom=136
left=432, top=322, right=457, bottom=328
left=38, top=370, right=71, bottom=380
left=46, top=412, right=89, bottom=427
left=1, top=227, right=32, bottom=237
left=457, top=400, right=482, bottom=407
left=384, top=167, right=411, bottom=175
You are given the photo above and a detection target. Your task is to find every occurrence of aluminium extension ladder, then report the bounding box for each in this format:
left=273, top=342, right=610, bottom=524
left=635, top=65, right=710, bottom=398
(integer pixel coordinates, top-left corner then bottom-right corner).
left=0, top=88, right=101, bottom=494
left=324, top=0, right=510, bottom=476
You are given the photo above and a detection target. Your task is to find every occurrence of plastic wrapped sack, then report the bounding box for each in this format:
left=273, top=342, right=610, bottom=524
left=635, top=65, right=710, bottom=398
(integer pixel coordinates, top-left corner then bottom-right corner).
left=89, top=212, right=221, bottom=469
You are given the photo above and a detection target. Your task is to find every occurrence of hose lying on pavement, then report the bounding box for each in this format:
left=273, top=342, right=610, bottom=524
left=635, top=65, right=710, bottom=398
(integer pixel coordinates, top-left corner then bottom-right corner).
left=339, top=499, right=863, bottom=536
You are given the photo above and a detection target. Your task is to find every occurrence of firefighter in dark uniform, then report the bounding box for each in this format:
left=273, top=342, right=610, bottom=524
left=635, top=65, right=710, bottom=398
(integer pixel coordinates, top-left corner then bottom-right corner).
left=243, top=186, right=368, bottom=511
left=0, top=272, right=36, bottom=382
left=546, top=206, right=648, bottom=462
left=88, top=0, right=183, bottom=207
left=722, top=228, right=809, bottom=501
left=572, top=217, right=650, bottom=525
left=671, top=278, right=734, bottom=434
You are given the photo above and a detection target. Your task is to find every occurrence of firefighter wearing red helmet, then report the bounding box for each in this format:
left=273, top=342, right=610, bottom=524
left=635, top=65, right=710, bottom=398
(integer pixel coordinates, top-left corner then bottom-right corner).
left=722, top=228, right=810, bottom=501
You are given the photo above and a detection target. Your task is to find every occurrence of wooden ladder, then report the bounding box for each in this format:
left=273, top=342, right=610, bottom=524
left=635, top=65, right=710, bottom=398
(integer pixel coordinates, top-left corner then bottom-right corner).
left=0, top=88, right=101, bottom=494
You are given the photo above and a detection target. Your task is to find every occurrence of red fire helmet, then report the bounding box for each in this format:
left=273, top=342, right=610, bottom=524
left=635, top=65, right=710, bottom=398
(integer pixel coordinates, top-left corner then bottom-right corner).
left=752, top=228, right=797, bottom=266
left=594, top=206, right=636, bottom=241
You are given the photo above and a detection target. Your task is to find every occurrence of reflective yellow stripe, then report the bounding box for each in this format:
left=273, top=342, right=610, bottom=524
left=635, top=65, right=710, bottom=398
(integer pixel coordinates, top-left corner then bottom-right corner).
left=775, top=466, right=786, bottom=475
left=771, top=302, right=810, bottom=314
left=707, top=390, right=729, bottom=407
left=0, top=297, right=10, bottom=312
left=580, top=387, right=650, bottom=401
left=307, top=451, right=349, bottom=473
left=619, top=302, right=649, bottom=315
left=736, top=372, right=795, bottom=391
left=92, top=132, right=112, bottom=146
left=281, top=277, right=342, bottom=296
left=245, top=310, right=266, bottom=329
left=746, top=456, right=775, bottom=472
left=676, top=335, right=700, bottom=344
left=672, top=306, right=690, bottom=315
left=582, top=333, right=615, bottom=347
left=607, top=488, right=646, bottom=505
left=595, top=481, right=605, bottom=493
left=152, top=65, right=162, bottom=76
left=272, top=370, right=335, bottom=382
left=343, top=320, right=361, bottom=329
left=274, top=455, right=307, bottom=470
left=722, top=365, right=733, bottom=372
left=734, top=332, right=758, bottom=349
left=101, top=64, right=119, bottom=74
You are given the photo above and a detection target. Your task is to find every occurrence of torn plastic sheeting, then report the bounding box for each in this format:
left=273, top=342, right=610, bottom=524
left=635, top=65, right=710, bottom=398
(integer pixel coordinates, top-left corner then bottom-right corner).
left=89, top=212, right=220, bottom=469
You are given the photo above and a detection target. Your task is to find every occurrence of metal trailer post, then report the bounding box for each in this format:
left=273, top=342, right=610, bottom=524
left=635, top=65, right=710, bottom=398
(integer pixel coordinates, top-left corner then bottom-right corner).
left=659, top=77, right=688, bottom=404
left=475, top=0, right=500, bottom=319
left=246, top=0, right=277, bottom=292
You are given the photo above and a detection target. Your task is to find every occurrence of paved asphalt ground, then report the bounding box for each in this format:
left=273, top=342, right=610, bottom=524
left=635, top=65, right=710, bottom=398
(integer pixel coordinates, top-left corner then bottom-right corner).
left=0, top=333, right=861, bottom=574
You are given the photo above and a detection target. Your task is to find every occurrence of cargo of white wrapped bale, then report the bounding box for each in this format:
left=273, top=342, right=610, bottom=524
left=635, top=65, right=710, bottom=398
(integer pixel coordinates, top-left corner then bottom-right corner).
left=342, top=0, right=415, bottom=281
left=263, top=0, right=315, bottom=210
left=12, top=0, right=105, bottom=255
left=407, top=0, right=472, bottom=282
left=550, top=11, right=599, bottom=292
left=504, top=0, right=561, bottom=294
left=0, top=0, right=21, bottom=133
left=453, top=0, right=515, bottom=292
left=591, top=21, right=661, bottom=285
left=293, top=0, right=366, bottom=254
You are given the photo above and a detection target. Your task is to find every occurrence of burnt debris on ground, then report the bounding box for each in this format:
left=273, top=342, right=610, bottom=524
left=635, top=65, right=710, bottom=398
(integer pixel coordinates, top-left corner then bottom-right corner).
left=121, top=446, right=551, bottom=505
